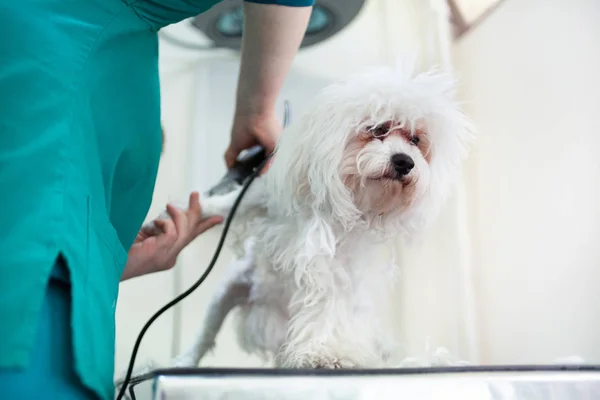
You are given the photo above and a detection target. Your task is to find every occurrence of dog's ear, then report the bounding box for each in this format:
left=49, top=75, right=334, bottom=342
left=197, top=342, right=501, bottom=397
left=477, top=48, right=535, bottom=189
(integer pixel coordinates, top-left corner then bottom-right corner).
left=264, top=128, right=312, bottom=215
left=266, top=108, right=361, bottom=229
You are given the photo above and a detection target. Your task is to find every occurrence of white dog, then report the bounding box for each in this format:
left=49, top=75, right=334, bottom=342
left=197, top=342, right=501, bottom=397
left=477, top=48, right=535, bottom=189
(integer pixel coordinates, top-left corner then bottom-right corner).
left=128, top=61, right=473, bottom=377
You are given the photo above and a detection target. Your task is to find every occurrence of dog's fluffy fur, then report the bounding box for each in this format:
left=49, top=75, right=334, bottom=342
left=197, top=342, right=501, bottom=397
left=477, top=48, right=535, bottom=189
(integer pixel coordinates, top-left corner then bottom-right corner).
left=124, top=61, right=473, bottom=378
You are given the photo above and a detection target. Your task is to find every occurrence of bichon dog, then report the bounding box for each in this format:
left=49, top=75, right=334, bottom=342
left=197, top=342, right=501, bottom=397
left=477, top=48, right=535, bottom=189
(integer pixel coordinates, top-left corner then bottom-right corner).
left=130, top=61, right=473, bottom=375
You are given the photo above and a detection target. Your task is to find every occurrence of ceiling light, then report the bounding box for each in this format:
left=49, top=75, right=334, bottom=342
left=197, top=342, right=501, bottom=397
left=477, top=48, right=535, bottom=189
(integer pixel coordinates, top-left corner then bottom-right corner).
left=192, top=0, right=365, bottom=50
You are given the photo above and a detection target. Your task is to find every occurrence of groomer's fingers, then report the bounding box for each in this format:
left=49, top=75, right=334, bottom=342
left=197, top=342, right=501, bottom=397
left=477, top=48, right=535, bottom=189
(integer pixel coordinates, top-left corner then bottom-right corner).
left=187, top=192, right=202, bottom=221
left=191, top=216, right=224, bottom=238
left=154, top=217, right=177, bottom=243
left=140, top=222, right=160, bottom=238
left=224, top=145, right=239, bottom=170
left=260, top=156, right=274, bottom=175
left=259, top=134, right=277, bottom=155
left=165, top=203, right=188, bottom=240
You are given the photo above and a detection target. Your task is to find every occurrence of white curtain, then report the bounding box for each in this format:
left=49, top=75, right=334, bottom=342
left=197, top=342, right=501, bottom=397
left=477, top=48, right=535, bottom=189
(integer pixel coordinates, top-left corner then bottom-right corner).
left=379, top=0, right=479, bottom=365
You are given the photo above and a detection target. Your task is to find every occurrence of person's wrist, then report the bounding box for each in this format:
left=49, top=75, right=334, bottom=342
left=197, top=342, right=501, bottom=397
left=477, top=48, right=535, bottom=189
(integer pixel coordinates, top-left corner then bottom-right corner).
left=121, top=256, right=167, bottom=281
left=234, top=88, right=278, bottom=118
left=121, top=250, right=164, bottom=281
left=121, top=257, right=143, bottom=281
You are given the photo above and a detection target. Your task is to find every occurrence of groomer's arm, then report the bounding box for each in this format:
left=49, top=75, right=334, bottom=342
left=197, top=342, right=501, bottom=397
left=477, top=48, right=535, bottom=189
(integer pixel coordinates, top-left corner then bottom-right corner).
left=225, top=0, right=313, bottom=168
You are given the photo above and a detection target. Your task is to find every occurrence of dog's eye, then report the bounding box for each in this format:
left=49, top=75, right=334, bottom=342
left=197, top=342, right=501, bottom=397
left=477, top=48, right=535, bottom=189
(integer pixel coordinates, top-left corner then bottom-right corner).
left=371, top=125, right=388, bottom=139
left=410, top=136, right=420, bottom=146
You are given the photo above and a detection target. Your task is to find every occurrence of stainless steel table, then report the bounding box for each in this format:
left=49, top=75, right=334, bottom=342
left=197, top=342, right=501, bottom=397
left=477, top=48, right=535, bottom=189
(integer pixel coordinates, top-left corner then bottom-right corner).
left=125, top=365, right=600, bottom=400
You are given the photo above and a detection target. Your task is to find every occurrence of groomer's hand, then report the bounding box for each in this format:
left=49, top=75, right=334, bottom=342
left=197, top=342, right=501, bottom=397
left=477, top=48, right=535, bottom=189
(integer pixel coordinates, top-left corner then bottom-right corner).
left=224, top=111, right=281, bottom=172
left=120, top=192, right=223, bottom=281
left=224, top=2, right=310, bottom=171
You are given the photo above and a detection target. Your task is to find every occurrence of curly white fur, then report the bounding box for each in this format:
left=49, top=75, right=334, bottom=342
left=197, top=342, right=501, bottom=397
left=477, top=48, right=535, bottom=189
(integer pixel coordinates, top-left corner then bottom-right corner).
left=124, top=61, right=474, bottom=380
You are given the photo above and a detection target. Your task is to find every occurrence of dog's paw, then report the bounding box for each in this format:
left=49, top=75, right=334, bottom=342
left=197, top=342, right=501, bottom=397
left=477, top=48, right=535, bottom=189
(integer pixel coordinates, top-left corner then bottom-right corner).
left=282, top=354, right=357, bottom=369
left=141, top=198, right=193, bottom=236
left=319, top=358, right=357, bottom=369
left=315, top=360, right=343, bottom=369
left=141, top=220, right=163, bottom=236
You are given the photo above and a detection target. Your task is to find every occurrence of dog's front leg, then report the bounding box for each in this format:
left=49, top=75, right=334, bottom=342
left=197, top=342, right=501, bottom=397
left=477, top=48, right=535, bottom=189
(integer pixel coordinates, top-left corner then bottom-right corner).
left=142, top=179, right=265, bottom=235
left=172, top=240, right=255, bottom=367
left=275, top=265, right=374, bottom=369
left=276, top=303, right=357, bottom=369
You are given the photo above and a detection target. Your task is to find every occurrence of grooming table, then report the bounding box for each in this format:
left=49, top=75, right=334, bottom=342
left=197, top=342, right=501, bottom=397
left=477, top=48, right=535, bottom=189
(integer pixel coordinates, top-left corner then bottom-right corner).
left=125, top=365, right=600, bottom=399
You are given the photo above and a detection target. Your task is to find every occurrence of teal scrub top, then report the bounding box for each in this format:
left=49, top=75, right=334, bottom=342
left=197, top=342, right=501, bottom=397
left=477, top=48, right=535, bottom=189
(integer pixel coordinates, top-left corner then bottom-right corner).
left=0, top=0, right=313, bottom=399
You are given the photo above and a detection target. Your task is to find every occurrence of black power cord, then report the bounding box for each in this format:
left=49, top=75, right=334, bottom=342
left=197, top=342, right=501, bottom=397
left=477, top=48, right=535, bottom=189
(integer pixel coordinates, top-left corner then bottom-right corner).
left=115, top=156, right=270, bottom=400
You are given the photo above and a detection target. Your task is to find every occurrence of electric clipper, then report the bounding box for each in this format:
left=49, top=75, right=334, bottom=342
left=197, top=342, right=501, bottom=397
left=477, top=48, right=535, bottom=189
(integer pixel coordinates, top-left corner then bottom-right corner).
left=205, top=100, right=291, bottom=197
left=205, top=145, right=267, bottom=196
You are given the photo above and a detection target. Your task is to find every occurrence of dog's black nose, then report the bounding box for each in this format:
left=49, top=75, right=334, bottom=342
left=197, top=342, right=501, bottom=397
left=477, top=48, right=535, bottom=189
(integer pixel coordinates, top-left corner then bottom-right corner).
left=391, top=153, right=414, bottom=176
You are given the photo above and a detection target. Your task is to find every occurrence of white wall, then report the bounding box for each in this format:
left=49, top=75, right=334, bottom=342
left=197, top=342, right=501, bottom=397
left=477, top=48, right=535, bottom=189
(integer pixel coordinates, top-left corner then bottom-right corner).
left=454, top=0, right=600, bottom=363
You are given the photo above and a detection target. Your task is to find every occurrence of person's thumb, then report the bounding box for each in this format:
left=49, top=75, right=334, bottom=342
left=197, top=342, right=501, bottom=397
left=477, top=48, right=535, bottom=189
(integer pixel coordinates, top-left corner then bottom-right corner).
left=224, top=145, right=238, bottom=169
left=262, top=137, right=277, bottom=155
left=259, top=156, right=274, bottom=175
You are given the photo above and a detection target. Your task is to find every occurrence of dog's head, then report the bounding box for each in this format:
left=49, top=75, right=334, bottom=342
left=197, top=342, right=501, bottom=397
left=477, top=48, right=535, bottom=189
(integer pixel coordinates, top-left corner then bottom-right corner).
left=267, top=62, right=473, bottom=235
left=343, top=119, right=431, bottom=220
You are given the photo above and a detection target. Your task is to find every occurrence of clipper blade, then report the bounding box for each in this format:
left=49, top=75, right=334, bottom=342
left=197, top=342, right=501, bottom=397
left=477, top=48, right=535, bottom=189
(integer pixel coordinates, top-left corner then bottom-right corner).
left=205, top=145, right=266, bottom=197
